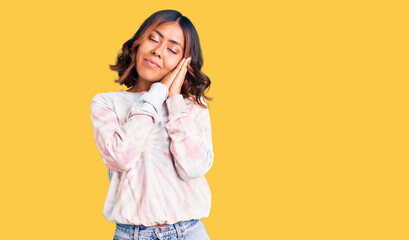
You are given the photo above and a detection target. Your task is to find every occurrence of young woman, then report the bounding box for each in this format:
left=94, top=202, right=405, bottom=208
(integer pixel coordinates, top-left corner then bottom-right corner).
left=90, top=10, right=214, bottom=240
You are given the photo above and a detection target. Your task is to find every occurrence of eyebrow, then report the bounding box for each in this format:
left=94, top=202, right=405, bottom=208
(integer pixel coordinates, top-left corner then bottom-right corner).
left=153, top=29, right=184, bottom=49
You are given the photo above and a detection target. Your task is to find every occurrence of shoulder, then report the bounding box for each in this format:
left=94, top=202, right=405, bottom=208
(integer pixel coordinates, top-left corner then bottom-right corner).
left=91, top=92, right=108, bottom=105
left=184, top=96, right=211, bottom=123
left=183, top=95, right=209, bottom=113
left=91, top=89, right=128, bottom=102
left=90, top=91, right=121, bottom=110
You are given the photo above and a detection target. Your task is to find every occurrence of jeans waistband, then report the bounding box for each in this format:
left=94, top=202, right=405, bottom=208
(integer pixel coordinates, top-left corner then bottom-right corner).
left=120, top=219, right=198, bottom=229
left=116, top=219, right=200, bottom=240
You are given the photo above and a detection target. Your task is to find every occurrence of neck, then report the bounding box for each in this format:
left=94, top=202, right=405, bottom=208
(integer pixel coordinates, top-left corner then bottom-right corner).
left=128, top=78, right=157, bottom=92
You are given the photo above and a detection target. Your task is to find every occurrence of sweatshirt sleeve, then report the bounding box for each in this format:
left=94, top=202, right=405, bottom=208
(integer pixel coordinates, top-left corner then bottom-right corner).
left=165, top=95, right=214, bottom=180
left=90, top=82, right=169, bottom=172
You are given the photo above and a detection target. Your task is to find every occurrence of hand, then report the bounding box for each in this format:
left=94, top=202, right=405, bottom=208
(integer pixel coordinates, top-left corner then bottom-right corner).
left=160, top=57, right=192, bottom=98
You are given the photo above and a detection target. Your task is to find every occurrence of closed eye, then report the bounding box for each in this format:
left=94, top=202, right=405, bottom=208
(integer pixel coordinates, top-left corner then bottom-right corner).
left=149, top=37, right=158, bottom=43
left=149, top=37, right=177, bottom=54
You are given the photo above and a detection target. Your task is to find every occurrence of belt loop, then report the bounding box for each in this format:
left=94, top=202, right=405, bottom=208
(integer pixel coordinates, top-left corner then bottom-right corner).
left=173, top=222, right=183, bottom=239
left=133, top=225, right=140, bottom=240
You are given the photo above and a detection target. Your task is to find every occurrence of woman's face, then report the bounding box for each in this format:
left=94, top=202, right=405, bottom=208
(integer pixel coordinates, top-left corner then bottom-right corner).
left=135, top=22, right=185, bottom=82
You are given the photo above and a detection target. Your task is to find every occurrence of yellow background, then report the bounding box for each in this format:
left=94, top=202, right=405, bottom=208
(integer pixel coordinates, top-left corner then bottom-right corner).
left=1, top=0, right=408, bottom=239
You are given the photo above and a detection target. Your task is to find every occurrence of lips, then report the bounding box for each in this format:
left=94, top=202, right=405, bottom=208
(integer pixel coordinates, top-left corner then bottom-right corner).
left=145, top=59, right=161, bottom=68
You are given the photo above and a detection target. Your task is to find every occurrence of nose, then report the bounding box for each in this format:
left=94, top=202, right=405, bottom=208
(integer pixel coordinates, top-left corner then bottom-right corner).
left=152, top=44, right=165, bottom=58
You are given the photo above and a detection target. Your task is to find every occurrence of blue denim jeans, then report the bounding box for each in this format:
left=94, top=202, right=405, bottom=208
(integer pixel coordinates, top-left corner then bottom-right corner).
left=113, top=219, right=211, bottom=240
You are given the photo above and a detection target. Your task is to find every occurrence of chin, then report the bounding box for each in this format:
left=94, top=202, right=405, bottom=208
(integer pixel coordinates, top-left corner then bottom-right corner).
left=138, top=72, right=163, bottom=82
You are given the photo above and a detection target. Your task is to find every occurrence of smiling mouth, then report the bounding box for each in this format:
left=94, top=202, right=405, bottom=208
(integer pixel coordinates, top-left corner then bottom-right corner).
left=144, top=59, right=160, bottom=68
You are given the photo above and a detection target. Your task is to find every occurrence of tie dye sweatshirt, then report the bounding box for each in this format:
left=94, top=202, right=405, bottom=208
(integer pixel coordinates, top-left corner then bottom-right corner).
left=90, top=82, right=214, bottom=226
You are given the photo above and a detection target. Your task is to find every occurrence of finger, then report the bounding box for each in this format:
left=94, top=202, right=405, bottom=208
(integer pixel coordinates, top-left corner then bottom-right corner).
left=178, top=57, right=186, bottom=69
left=168, top=58, right=186, bottom=81
left=183, top=57, right=191, bottom=69
left=173, top=58, right=188, bottom=79
left=183, top=57, right=191, bottom=72
left=180, top=59, right=188, bottom=75
left=186, top=57, right=192, bottom=69
left=174, top=60, right=189, bottom=83
left=162, top=59, right=186, bottom=87
left=175, top=58, right=186, bottom=73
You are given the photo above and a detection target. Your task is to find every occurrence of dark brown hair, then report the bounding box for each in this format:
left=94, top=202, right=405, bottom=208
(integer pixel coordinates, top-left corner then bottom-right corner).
left=109, top=10, right=212, bottom=109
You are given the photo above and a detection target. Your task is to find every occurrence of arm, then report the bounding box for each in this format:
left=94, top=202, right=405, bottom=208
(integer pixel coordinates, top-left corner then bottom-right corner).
left=90, top=82, right=169, bottom=172
left=165, top=95, right=214, bottom=180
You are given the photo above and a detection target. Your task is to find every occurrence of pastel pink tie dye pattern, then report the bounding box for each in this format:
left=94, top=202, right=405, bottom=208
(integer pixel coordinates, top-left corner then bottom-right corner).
left=90, top=82, right=214, bottom=226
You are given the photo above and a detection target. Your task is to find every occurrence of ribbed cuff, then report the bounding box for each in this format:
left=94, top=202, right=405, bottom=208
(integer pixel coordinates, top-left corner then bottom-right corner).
left=127, top=82, right=169, bottom=122
left=142, top=82, right=169, bottom=111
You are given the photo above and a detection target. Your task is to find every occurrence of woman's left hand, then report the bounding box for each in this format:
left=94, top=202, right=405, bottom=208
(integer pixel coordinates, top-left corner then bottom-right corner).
left=168, top=57, right=192, bottom=98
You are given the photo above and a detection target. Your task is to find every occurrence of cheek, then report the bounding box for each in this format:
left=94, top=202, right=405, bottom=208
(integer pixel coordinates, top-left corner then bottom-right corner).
left=136, top=45, right=150, bottom=70
left=165, top=58, right=181, bottom=71
left=136, top=42, right=150, bottom=58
